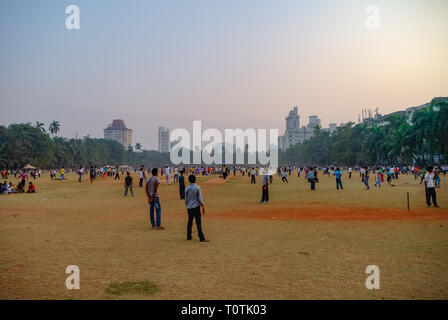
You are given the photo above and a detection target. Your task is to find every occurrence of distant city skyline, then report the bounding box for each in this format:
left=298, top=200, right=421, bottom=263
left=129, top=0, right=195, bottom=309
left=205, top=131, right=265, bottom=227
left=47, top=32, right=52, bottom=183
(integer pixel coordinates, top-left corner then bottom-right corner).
left=1, top=0, right=447, bottom=150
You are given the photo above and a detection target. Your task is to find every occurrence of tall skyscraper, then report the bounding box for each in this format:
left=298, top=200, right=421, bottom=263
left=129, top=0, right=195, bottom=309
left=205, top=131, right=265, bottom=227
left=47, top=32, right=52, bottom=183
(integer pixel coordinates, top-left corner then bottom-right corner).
left=103, top=119, right=132, bottom=148
left=158, top=127, right=170, bottom=153
left=278, top=107, right=323, bottom=150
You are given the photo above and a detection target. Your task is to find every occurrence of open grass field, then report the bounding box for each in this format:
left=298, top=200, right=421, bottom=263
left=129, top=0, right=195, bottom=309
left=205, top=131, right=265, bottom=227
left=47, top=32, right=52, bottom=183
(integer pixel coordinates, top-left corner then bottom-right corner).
left=1, top=171, right=447, bottom=299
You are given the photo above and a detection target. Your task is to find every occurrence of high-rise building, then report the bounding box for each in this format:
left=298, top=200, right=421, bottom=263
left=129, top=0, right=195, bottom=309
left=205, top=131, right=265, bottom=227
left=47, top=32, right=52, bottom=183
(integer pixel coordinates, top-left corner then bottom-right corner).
left=278, top=107, right=323, bottom=151
left=308, top=115, right=321, bottom=129
left=104, top=119, right=132, bottom=148
left=158, top=127, right=170, bottom=153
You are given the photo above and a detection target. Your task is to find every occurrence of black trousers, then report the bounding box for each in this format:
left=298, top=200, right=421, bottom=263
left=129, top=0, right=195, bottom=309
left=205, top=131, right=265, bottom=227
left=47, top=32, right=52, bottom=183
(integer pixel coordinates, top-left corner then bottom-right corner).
left=426, top=187, right=438, bottom=206
left=251, top=175, right=256, bottom=183
left=261, top=186, right=269, bottom=202
left=187, top=206, right=205, bottom=241
left=179, top=184, right=185, bottom=199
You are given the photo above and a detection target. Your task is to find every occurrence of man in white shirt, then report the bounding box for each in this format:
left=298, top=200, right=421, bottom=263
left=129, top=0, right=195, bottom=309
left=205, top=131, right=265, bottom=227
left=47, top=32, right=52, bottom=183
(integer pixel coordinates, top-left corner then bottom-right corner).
left=173, top=166, right=179, bottom=183
left=165, top=165, right=171, bottom=185
left=138, top=166, right=145, bottom=188
left=424, top=166, right=439, bottom=208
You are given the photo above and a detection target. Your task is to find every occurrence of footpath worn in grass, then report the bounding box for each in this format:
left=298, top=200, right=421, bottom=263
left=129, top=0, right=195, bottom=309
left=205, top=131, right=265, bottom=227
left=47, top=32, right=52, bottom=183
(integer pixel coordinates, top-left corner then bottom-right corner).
left=0, top=172, right=447, bottom=299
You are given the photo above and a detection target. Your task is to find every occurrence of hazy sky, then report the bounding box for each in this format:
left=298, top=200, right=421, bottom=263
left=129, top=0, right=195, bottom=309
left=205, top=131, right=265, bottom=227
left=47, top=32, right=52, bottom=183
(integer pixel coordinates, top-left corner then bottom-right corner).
left=1, top=0, right=447, bottom=149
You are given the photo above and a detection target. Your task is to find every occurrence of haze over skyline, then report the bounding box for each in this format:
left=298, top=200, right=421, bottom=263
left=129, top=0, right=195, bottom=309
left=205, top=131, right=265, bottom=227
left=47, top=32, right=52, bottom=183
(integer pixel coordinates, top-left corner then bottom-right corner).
left=1, top=0, right=447, bottom=150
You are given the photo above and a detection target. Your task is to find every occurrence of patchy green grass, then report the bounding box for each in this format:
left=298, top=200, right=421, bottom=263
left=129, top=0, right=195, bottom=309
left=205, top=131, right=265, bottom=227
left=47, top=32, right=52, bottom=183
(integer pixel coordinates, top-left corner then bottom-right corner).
left=105, top=280, right=160, bottom=296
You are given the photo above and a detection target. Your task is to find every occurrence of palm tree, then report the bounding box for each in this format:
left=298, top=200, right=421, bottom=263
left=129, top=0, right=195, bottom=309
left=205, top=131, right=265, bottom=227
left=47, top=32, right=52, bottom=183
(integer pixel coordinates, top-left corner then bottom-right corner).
left=35, top=121, right=46, bottom=132
left=48, top=121, right=60, bottom=139
left=135, top=143, right=142, bottom=152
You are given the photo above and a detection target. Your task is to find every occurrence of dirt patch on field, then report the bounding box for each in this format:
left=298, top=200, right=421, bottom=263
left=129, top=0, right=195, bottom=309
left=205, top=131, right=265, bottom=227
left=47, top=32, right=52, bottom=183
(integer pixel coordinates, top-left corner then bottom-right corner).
left=214, top=204, right=448, bottom=221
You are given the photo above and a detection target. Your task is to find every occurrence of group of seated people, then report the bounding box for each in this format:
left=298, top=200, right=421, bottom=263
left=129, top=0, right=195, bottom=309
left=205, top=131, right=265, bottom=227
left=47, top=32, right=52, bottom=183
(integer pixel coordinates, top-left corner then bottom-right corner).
left=1, top=181, right=36, bottom=194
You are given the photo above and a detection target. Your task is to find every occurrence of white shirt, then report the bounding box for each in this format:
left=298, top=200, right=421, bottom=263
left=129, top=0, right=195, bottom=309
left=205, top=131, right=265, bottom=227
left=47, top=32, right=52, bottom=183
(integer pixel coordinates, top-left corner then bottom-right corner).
left=425, top=172, right=435, bottom=188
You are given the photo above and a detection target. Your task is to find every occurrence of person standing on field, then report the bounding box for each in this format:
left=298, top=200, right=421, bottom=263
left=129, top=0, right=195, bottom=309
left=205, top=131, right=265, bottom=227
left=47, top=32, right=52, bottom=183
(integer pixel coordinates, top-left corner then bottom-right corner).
left=165, top=165, right=171, bottom=185
left=424, top=166, right=439, bottom=208
left=138, top=165, right=146, bottom=188
left=89, top=166, right=95, bottom=183
left=334, top=167, right=343, bottom=190
left=124, top=172, right=134, bottom=197
left=184, top=174, right=209, bottom=242
left=179, top=170, right=186, bottom=200
left=260, top=170, right=269, bottom=203
left=145, top=168, right=165, bottom=230
left=250, top=167, right=256, bottom=184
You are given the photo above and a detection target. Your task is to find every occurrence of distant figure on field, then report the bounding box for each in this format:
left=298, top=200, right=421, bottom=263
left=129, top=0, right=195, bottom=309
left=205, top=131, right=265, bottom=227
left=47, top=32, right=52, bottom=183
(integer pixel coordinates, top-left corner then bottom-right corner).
left=260, top=171, right=269, bottom=203
left=424, top=166, right=439, bottom=208
left=179, top=170, right=186, bottom=200
left=184, top=174, right=209, bottom=242
left=27, top=182, right=36, bottom=193
left=124, top=172, right=134, bottom=197
left=145, top=168, right=164, bottom=230
left=334, top=168, right=343, bottom=190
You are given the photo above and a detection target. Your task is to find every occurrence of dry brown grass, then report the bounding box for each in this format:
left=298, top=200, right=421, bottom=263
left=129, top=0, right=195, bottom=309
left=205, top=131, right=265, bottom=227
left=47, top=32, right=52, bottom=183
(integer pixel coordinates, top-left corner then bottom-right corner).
left=0, top=171, right=447, bottom=299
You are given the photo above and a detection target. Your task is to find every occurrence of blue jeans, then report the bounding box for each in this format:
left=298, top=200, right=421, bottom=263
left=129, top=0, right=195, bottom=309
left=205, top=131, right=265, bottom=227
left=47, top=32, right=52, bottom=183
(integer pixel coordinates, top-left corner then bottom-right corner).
left=435, top=176, right=440, bottom=188
left=375, top=178, right=381, bottom=187
left=336, top=178, right=343, bottom=190
left=149, top=199, right=161, bottom=227
left=364, top=177, right=369, bottom=188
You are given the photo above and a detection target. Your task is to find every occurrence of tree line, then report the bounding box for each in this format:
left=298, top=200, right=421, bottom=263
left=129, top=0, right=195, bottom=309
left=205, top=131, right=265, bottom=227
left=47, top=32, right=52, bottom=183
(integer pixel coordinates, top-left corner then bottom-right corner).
left=1, top=98, right=446, bottom=169
left=0, top=122, right=170, bottom=169
left=279, top=98, right=448, bottom=166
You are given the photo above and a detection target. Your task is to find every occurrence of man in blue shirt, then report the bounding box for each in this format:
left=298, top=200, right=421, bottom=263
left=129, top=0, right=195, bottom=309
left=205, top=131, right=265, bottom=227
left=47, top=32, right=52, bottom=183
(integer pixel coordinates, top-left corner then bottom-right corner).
left=184, top=174, right=209, bottom=242
left=179, top=170, right=185, bottom=200
left=308, top=168, right=316, bottom=190
left=334, top=168, right=343, bottom=190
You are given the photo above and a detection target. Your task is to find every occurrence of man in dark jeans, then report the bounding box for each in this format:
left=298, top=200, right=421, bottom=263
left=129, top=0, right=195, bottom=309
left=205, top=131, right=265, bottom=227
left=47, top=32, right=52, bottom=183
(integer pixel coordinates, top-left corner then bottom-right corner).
left=424, top=166, right=439, bottom=208
left=145, top=168, right=165, bottom=230
left=184, top=174, right=209, bottom=242
left=179, top=170, right=186, bottom=199
left=260, top=172, right=269, bottom=203
left=124, top=172, right=134, bottom=197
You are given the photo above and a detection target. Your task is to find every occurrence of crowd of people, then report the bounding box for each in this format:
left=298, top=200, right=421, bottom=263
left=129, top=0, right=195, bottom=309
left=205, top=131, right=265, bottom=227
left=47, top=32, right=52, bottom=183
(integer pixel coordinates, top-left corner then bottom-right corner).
left=2, top=164, right=445, bottom=240
left=1, top=169, right=37, bottom=195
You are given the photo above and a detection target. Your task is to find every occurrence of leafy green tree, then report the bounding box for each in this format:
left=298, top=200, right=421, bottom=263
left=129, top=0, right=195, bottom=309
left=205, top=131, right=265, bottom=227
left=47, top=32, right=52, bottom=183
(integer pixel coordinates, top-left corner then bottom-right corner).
left=35, top=121, right=46, bottom=132
left=48, top=121, right=60, bottom=139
